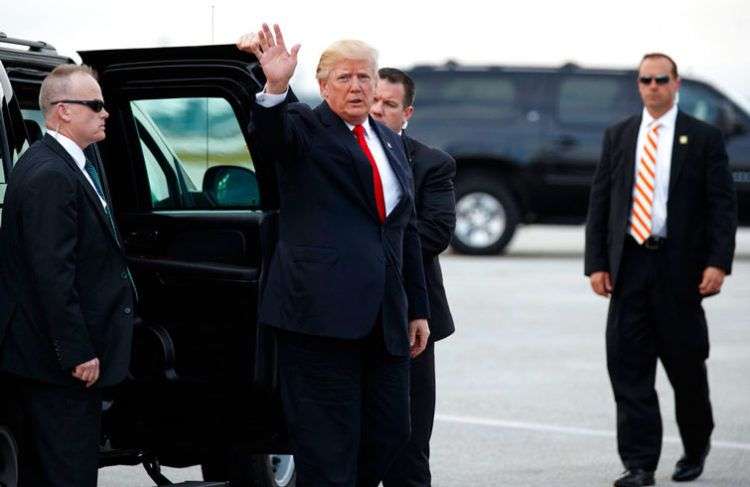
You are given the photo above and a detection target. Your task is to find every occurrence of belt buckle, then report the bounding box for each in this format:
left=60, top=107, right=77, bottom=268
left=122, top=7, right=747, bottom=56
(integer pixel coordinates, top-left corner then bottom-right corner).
left=644, top=237, right=661, bottom=250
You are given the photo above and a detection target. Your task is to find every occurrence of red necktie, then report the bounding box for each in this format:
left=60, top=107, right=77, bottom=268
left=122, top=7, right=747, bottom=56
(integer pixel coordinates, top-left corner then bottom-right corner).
left=353, top=124, right=386, bottom=223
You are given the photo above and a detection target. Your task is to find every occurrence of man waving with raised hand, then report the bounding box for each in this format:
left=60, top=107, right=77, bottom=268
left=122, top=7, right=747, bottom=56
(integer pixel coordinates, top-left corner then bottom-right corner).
left=238, top=24, right=430, bottom=487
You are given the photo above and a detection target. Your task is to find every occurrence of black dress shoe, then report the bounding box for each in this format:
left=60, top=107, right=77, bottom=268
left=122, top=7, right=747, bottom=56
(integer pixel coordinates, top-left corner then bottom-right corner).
left=672, top=443, right=711, bottom=482
left=614, top=469, right=655, bottom=487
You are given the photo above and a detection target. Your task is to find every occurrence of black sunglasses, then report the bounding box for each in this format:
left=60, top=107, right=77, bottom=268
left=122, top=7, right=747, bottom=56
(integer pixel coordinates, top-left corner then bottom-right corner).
left=638, top=75, right=671, bottom=86
left=51, top=99, right=106, bottom=113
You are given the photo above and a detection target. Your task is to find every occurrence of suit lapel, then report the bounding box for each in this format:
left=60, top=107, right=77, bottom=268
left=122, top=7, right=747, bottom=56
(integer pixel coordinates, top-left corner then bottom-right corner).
left=42, top=135, right=121, bottom=249
left=368, top=118, right=410, bottom=198
left=668, top=111, right=691, bottom=196
left=401, top=132, right=417, bottom=167
left=621, top=115, right=642, bottom=197
left=315, top=102, right=380, bottom=223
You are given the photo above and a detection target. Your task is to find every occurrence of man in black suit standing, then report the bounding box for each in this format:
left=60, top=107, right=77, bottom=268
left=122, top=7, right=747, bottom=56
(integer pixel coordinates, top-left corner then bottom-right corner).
left=370, top=68, right=456, bottom=487
left=0, top=65, right=135, bottom=487
left=237, top=25, right=430, bottom=487
left=585, top=53, right=737, bottom=487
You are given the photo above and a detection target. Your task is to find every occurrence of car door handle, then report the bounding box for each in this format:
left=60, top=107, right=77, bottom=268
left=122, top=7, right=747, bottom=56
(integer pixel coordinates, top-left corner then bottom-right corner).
left=125, top=229, right=160, bottom=248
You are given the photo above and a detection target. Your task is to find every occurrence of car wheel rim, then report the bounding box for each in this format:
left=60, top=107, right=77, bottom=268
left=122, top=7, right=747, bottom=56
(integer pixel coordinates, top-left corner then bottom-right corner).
left=269, top=454, right=295, bottom=486
left=454, top=192, right=506, bottom=249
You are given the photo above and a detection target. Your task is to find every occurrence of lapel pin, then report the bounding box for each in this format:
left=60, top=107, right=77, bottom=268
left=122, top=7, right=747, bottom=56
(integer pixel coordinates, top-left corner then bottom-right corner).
left=679, top=135, right=688, bottom=145
left=386, top=141, right=392, bottom=149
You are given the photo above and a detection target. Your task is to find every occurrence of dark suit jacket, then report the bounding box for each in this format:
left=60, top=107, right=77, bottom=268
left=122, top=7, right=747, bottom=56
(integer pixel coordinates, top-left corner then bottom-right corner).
left=585, top=110, right=737, bottom=296
left=0, top=134, right=135, bottom=387
left=250, top=95, right=429, bottom=357
left=402, top=133, right=456, bottom=342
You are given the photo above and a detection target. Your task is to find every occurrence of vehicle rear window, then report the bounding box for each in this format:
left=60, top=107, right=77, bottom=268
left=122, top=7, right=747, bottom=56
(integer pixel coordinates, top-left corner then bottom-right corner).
left=411, top=73, right=522, bottom=120
left=557, top=75, right=635, bottom=125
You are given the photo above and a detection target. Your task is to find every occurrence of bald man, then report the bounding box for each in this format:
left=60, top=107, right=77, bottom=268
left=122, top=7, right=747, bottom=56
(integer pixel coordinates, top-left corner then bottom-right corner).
left=0, top=64, right=136, bottom=487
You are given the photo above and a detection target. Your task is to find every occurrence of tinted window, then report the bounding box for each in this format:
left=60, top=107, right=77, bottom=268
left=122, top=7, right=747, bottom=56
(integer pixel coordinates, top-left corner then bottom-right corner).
left=678, top=82, right=727, bottom=127
left=557, top=75, right=635, bottom=125
left=410, top=73, right=522, bottom=120
left=130, top=97, right=259, bottom=210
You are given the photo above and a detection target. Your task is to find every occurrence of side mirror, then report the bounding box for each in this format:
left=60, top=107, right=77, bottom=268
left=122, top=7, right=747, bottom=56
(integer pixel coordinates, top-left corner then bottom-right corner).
left=202, top=165, right=260, bottom=208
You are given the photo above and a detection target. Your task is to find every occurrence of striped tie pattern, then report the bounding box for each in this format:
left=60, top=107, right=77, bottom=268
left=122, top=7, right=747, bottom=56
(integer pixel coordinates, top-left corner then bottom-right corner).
left=629, top=123, right=661, bottom=244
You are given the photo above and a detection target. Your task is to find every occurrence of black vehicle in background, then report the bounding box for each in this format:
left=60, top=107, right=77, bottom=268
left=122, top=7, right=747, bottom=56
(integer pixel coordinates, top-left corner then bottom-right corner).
left=406, top=61, right=750, bottom=254
left=0, top=33, right=294, bottom=487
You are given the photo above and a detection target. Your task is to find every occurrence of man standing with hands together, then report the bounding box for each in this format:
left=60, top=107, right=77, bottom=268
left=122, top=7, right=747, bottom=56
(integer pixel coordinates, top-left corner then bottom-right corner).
left=0, top=65, right=136, bottom=487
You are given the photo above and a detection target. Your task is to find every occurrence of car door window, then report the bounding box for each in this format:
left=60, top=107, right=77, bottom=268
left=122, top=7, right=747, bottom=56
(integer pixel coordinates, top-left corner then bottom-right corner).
left=131, top=97, right=260, bottom=210
left=557, top=76, right=634, bottom=126
left=412, top=74, right=521, bottom=121
left=678, top=82, right=727, bottom=126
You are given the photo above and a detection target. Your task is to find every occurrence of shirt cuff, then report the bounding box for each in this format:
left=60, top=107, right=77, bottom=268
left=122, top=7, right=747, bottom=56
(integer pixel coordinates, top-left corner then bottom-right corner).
left=255, top=87, right=288, bottom=107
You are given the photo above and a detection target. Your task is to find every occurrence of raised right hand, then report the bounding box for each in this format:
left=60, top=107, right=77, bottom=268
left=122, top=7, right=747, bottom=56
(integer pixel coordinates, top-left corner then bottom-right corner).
left=589, top=271, right=613, bottom=298
left=237, top=23, right=300, bottom=94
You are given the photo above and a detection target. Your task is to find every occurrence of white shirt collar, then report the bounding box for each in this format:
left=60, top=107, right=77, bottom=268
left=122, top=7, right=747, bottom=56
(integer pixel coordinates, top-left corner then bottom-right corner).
left=344, top=118, right=375, bottom=138
left=641, top=103, right=678, bottom=130
left=47, top=130, right=87, bottom=169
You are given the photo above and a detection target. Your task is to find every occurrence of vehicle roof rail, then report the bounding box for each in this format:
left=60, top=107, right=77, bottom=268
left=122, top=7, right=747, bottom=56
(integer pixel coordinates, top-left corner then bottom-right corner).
left=0, top=32, right=58, bottom=54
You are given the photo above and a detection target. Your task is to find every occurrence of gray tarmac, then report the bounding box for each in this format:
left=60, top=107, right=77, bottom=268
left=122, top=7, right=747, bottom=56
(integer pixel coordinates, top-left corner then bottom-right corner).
left=100, top=226, right=750, bottom=486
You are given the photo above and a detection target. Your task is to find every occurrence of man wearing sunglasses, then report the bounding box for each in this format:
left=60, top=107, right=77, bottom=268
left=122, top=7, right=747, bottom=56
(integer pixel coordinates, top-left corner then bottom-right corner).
left=585, top=53, right=737, bottom=486
left=0, top=64, right=135, bottom=487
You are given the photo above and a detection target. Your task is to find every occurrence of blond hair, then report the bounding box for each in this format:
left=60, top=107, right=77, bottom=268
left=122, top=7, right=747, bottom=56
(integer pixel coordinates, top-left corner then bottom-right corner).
left=39, top=64, right=98, bottom=116
left=316, top=40, right=378, bottom=81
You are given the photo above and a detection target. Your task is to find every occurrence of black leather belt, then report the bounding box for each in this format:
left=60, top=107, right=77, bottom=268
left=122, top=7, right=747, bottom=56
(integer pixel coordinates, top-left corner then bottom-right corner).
left=626, top=234, right=666, bottom=250
left=642, top=236, right=667, bottom=250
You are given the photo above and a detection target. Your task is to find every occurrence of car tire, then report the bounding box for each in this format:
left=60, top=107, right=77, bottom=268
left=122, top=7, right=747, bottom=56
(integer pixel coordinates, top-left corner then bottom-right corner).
left=452, top=174, right=520, bottom=255
left=202, top=451, right=296, bottom=487
left=0, top=426, right=19, bottom=487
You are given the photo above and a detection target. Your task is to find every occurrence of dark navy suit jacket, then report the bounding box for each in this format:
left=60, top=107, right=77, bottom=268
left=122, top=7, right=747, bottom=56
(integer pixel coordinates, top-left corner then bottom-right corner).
left=0, top=135, right=134, bottom=386
left=251, top=94, right=429, bottom=357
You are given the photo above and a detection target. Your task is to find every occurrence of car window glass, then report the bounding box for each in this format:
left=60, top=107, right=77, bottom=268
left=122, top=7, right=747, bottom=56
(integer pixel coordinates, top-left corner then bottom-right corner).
left=22, top=108, right=46, bottom=141
left=411, top=74, right=521, bottom=120
left=678, top=82, right=725, bottom=126
left=139, top=138, right=171, bottom=207
left=558, top=76, right=633, bottom=125
left=130, top=97, right=260, bottom=210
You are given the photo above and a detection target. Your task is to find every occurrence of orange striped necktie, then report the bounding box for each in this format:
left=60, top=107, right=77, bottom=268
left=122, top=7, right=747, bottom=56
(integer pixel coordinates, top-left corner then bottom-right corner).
left=629, top=122, right=661, bottom=244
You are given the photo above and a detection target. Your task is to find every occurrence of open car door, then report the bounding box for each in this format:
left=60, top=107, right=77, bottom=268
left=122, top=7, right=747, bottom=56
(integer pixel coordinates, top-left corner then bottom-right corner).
left=79, top=45, right=290, bottom=484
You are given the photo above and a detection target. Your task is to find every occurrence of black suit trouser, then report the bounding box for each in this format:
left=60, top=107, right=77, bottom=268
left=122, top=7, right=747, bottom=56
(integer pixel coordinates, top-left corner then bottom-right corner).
left=5, top=377, right=102, bottom=487
left=276, top=323, right=411, bottom=487
left=607, top=237, right=713, bottom=471
left=382, top=342, right=435, bottom=487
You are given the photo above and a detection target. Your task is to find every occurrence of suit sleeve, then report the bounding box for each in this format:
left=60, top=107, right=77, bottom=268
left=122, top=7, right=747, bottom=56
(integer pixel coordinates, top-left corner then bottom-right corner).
left=23, top=169, right=94, bottom=370
left=704, top=127, right=737, bottom=274
left=584, top=127, right=614, bottom=276
left=416, top=152, right=457, bottom=256
left=249, top=90, right=304, bottom=166
left=403, top=205, right=430, bottom=320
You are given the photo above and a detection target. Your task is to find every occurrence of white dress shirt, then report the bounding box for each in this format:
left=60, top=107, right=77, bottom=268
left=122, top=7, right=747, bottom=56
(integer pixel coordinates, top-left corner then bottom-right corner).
left=47, top=130, right=107, bottom=209
left=255, top=90, right=402, bottom=216
left=634, top=104, right=678, bottom=238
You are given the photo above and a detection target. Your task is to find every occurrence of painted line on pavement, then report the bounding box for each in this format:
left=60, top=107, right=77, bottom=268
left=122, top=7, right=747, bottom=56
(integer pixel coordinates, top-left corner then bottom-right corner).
left=436, top=414, right=750, bottom=451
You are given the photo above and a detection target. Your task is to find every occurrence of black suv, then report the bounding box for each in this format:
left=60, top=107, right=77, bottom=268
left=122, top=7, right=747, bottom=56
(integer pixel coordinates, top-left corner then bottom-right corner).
left=405, top=61, right=750, bottom=254
left=0, top=33, right=295, bottom=487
